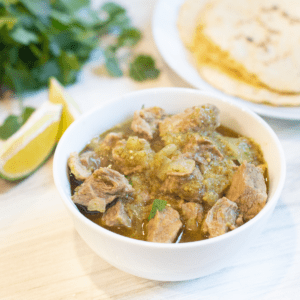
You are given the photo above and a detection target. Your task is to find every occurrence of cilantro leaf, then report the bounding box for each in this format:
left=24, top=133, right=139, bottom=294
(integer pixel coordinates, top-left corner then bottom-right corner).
left=0, top=106, right=35, bottom=140
left=0, top=1, right=160, bottom=94
left=129, top=55, right=160, bottom=82
left=21, top=0, right=51, bottom=23
left=10, top=27, right=39, bottom=45
left=148, top=199, right=167, bottom=220
left=60, top=0, right=90, bottom=14
left=104, top=47, right=123, bottom=77
left=22, top=106, right=35, bottom=123
left=0, top=16, right=18, bottom=30
left=101, top=2, right=126, bottom=19
left=0, top=115, right=20, bottom=140
left=117, top=28, right=142, bottom=48
left=0, top=0, right=101, bottom=93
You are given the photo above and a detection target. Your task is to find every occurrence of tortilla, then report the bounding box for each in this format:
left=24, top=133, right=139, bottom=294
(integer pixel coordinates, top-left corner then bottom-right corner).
left=178, top=0, right=300, bottom=106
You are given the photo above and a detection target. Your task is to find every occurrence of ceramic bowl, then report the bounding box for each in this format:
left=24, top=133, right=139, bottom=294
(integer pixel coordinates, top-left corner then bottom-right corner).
left=53, top=88, right=286, bottom=281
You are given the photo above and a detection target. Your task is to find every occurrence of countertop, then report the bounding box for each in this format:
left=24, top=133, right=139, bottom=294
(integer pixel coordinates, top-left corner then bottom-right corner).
left=1, top=1, right=300, bottom=299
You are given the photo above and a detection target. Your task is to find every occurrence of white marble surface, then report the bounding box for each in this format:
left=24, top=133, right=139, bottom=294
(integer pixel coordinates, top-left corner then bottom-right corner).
left=1, top=1, right=300, bottom=299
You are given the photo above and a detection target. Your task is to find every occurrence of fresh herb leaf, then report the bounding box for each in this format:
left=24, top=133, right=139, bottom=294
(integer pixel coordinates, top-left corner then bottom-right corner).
left=60, top=0, right=90, bottom=14
left=129, top=55, right=160, bottom=82
left=0, top=0, right=101, bottom=93
left=0, top=106, right=35, bottom=140
left=21, top=0, right=51, bottom=23
left=51, top=10, right=72, bottom=26
left=117, top=28, right=142, bottom=48
left=21, top=106, right=35, bottom=123
left=0, top=0, right=19, bottom=5
left=0, top=1, right=160, bottom=95
left=74, top=7, right=100, bottom=27
left=101, top=2, right=126, bottom=19
left=148, top=199, right=167, bottom=220
left=0, top=115, right=20, bottom=140
left=104, top=47, right=123, bottom=77
left=0, top=16, right=18, bottom=30
left=10, top=27, right=39, bottom=45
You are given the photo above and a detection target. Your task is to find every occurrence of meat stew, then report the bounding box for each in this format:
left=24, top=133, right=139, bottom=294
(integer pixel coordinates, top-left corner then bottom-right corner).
left=68, top=104, right=268, bottom=243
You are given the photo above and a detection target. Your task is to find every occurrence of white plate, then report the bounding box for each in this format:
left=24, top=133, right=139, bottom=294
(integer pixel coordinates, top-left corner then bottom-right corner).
left=152, top=0, right=300, bottom=120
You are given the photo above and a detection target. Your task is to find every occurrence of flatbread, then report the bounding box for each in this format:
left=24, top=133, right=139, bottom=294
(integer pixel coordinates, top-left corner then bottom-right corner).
left=178, top=0, right=300, bottom=106
left=200, top=67, right=300, bottom=106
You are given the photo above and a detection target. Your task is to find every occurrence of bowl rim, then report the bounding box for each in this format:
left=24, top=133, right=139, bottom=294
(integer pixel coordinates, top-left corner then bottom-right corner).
left=53, top=87, right=286, bottom=249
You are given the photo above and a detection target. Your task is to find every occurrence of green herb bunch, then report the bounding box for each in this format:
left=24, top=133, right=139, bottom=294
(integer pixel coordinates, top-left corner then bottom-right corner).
left=0, top=0, right=160, bottom=95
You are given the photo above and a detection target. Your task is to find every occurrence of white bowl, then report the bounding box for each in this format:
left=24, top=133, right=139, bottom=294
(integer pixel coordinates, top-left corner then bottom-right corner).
left=53, top=88, right=286, bottom=281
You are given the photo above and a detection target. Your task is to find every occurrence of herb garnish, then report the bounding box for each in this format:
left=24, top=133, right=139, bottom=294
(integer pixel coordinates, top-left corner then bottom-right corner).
left=0, top=1, right=160, bottom=139
left=129, top=55, right=160, bottom=82
left=0, top=1, right=160, bottom=95
left=148, top=199, right=167, bottom=220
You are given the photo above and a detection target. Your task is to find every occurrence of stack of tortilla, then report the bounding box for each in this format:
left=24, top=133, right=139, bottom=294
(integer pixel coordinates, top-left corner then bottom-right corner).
left=177, top=0, right=300, bottom=106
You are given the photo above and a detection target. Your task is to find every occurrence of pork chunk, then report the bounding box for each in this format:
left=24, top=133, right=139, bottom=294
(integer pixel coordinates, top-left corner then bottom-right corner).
left=159, top=104, right=220, bottom=137
left=102, top=132, right=123, bottom=148
left=160, top=166, right=204, bottom=202
left=147, top=206, right=182, bottom=243
left=72, top=168, right=134, bottom=212
left=202, top=197, right=238, bottom=238
left=95, top=132, right=123, bottom=167
left=156, top=155, right=196, bottom=181
left=226, top=161, right=267, bottom=221
left=80, top=151, right=101, bottom=169
left=112, top=136, right=154, bottom=175
left=182, top=136, right=223, bottom=165
left=166, top=157, right=196, bottom=176
left=181, top=202, right=204, bottom=231
left=68, top=151, right=100, bottom=181
left=102, top=201, right=131, bottom=227
left=131, top=107, right=166, bottom=140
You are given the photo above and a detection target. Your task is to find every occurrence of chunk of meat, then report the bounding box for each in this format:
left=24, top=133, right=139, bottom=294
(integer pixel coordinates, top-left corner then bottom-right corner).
left=181, top=202, right=204, bottom=230
left=147, top=206, right=182, bottom=243
left=72, top=168, right=134, bottom=212
left=226, top=161, right=267, bottom=221
left=159, top=104, right=220, bottom=136
left=160, top=166, right=204, bottom=202
left=112, top=136, right=154, bottom=175
left=102, top=132, right=123, bottom=148
left=95, top=132, right=123, bottom=167
left=102, top=201, right=131, bottom=227
left=182, top=135, right=223, bottom=165
left=166, top=157, right=196, bottom=176
left=131, top=107, right=166, bottom=140
left=202, top=197, right=238, bottom=238
left=80, top=151, right=101, bottom=169
left=155, top=154, right=196, bottom=180
left=68, top=151, right=101, bottom=181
